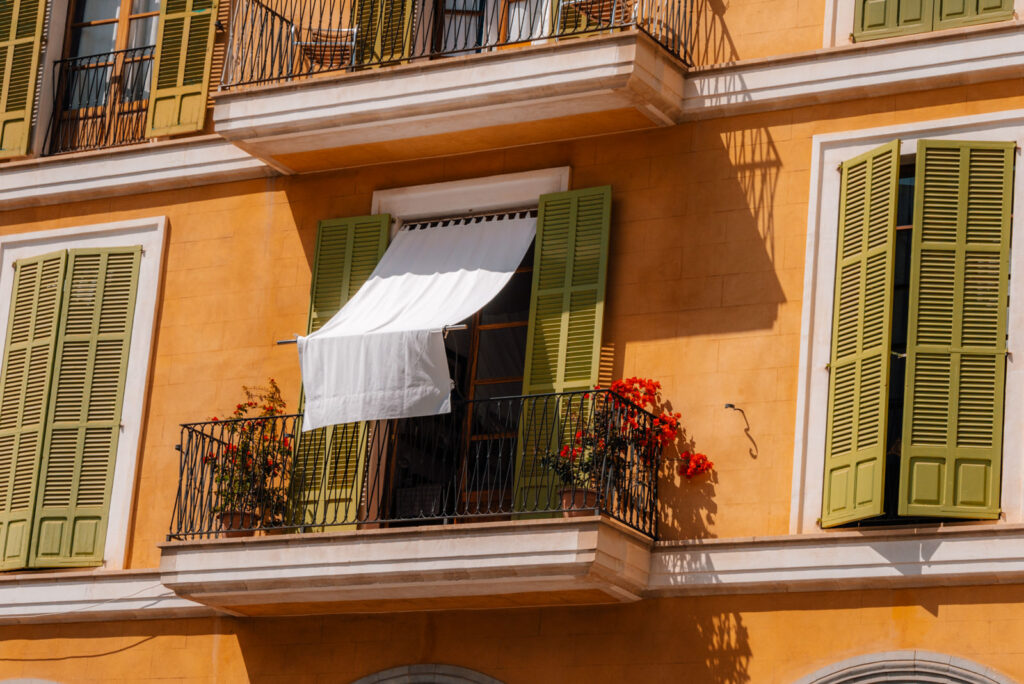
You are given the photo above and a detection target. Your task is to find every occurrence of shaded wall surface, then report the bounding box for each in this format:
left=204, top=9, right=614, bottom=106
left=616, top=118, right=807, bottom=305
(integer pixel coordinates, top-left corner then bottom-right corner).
left=3, top=586, right=1024, bottom=683
left=4, top=79, right=1022, bottom=564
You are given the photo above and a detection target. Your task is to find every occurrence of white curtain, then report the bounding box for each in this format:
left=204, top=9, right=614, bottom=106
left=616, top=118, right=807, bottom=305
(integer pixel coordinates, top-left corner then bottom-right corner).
left=297, top=213, right=536, bottom=431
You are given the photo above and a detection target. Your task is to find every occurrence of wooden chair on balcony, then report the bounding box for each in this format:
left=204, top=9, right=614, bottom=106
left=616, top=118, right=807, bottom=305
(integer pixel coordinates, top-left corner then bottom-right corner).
left=295, top=27, right=358, bottom=70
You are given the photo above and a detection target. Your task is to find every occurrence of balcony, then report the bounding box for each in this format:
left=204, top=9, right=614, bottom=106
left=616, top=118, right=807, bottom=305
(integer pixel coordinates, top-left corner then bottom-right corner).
left=160, top=390, right=658, bottom=614
left=212, top=0, right=692, bottom=172
left=44, top=46, right=156, bottom=156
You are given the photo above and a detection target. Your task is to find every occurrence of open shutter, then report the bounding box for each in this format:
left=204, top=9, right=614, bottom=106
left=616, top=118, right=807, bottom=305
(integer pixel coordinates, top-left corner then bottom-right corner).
left=30, top=248, right=141, bottom=567
left=935, top=0, right=1012, bottom=29
left=854, top=0, right=932, bottom=41
left=821, top=141, right=900, bottom=528
left=899, top=141, right=1013, bottom=520
left=145, top=0, right=218, bottom=137
left=0, top=0, right=45, bottom=157
left=515, top=186, right=611, bottom=512
left=0, top=252, right=66, bottom=570
left=294, top=215, right=389, bottom=528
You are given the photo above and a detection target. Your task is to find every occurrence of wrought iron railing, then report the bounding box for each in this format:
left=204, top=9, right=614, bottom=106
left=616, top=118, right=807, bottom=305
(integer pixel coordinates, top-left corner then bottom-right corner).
left=45, top=46, right=155, bottom=156
left=168, top=389, right=661, bottom=540
left=220, top=0, right=693, bottom=87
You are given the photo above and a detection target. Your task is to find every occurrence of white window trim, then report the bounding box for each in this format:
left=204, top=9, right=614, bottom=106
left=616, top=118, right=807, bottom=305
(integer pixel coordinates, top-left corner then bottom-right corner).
left=371, top=167, right=571, bottom=236
left=823, top=0, right=1024, bottom=47
left=792, top=110, right=1024, bottom=534
left=0, top=217, right=166, bottom=569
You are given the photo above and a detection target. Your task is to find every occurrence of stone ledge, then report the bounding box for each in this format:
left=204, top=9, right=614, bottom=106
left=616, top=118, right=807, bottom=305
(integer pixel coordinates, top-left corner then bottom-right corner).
left=159, top=516, right=653, bottom=615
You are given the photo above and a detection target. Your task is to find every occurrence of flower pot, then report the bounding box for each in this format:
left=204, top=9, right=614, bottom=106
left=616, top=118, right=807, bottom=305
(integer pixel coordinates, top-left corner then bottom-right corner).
left=560, top=488, right=598, bottom=518
left=218, top=510, right=259, bottom=538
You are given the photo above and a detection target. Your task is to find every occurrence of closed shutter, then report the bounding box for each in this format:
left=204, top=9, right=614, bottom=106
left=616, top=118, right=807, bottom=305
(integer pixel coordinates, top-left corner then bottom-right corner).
left=145, top=0, right=218, bottom=137
left=353, top=0, right=414, bottom=65
left=0, top=0, right=45, bottom=157
left=515, top=186, right=611, bottom=512
left=821, top=141, right=900, bottom=528
left=899, top=141, right=1013, bottom=519
left=0, top=252, right=67, bottom=570
left=353, top=0, right=382, bottom=64
left=935, top=0, right=1012, bottom=29
left=31, top=248, right=141, bottom=567
left=294, top=215, right=390, bottom=528
left=378, top=0, right=415, bottom=62
left=854, top=0, right=933, bottom=41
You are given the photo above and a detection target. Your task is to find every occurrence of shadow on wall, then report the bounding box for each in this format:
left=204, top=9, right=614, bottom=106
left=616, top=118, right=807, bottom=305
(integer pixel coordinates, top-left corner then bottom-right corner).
left=691, top=0, right=739, bottom=67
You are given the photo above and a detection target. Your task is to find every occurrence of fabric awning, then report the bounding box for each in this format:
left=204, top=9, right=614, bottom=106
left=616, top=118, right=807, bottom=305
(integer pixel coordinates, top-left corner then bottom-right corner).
left=297, top=212, right=537, bottom=431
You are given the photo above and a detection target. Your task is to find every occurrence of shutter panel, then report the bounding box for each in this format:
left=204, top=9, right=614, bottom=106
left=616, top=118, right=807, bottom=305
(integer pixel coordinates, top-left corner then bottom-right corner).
left=821, top=141, right=900, bottom=528
left=145, top=0, right=218, bottom=137
left=353, top=0, right=415, bottom=65
left=30, top=248, right=141, bottom=567
left=0, top=0, right=45, bottom=157
left=899, top=140, right=1013, bottom=519
left=378, top=0, right=415, bottom=62
left=0, top=252, right=66, bottom=570
left=854, top=0, right=932, bottom=41
left=515, top=186, right=611, bottom=512
left=353, top=0, right=382, bottom=65
left=294, top=214, right=389, bottom=528
left=935, top=0, right=1012, bottom=29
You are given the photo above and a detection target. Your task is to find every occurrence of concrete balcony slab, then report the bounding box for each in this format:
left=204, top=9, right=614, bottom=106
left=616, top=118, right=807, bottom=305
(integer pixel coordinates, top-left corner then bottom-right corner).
left=212, top=31, right=687, bottom=174
left=159, top=517, right=652, bottom=616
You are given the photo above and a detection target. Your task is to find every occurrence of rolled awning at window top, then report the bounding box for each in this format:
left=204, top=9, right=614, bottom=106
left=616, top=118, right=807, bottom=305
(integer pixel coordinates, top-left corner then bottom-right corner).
left=297, top=212, right=537, bottom=431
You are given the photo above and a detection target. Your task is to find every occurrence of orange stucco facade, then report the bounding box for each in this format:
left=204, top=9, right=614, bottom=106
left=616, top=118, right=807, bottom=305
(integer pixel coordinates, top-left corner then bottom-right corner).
left=4, top=0, right=1024, bottom=677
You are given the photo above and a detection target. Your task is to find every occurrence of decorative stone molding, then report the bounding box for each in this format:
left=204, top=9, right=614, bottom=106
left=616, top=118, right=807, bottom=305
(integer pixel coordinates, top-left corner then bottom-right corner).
left=793, top=650, right=1017, bottom=684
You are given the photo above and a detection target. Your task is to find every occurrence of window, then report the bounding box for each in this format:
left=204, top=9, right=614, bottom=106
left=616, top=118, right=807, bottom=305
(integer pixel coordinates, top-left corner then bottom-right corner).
left=853, top=0, right=1013, bottom=42
left=0, top=247, right=142, bottom=569
left=821, top=139, right=1014, bottom=527
left=294, top=184, right=610, bottom=527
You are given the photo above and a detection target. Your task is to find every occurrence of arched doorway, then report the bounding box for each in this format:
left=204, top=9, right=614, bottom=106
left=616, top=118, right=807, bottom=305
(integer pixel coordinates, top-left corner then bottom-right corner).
left=793, top=651, right=1017, bottom=684
left=350, top=664, right=504, bottom=684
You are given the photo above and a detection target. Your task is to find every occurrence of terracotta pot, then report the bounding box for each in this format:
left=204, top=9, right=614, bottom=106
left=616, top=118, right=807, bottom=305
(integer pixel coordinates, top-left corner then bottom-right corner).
left=218, top=510, right=259, bottom=538
left=560, top=488, right=598, bottom=518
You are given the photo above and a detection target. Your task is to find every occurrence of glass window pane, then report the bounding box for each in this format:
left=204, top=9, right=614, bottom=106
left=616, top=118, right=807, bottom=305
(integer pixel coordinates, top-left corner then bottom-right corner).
left=131, top=0, right=160, bottom=13
left=120, top=56, right=153, bottom=102
left=442, top=14, right=481, bottom=51
left=73, top=0, right=121, bottom=23
left=65, top=64, right=112, bottom=109
left=444, top=326, right=472, bottom=399
left=475, top=326, right=527, bottom=380
left=128, top=16, right=159, bottom=48
left=70, top=23, right=118, bottom=58
left=480, top=271, right=531, bottom=324
left=470, top=382, right=522, bottom=434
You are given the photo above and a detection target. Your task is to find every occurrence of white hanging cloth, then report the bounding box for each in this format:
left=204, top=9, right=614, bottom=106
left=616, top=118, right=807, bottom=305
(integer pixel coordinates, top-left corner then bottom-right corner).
left=297, top=212, right=537, bottom=431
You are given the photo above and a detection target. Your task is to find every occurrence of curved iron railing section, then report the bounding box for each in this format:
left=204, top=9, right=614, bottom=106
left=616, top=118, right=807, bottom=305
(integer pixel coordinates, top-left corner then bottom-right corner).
left=168, top=389, right=661, bottom=540
left=45, top=46, right=156, bottom=155
left=220, top=0, right=692, bottom=87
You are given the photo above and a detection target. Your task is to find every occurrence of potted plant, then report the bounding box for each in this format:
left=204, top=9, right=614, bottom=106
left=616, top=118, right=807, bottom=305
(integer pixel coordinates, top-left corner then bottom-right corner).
left=540, top=378, right=712, bottom=519
left=203, top=379, right=292, bottom=537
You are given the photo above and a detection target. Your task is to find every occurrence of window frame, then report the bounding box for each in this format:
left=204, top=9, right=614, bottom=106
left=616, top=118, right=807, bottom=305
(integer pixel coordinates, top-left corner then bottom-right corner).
left=791, top=112, right=1024, bottom=533
left=0, top=216, right=165, bottom=569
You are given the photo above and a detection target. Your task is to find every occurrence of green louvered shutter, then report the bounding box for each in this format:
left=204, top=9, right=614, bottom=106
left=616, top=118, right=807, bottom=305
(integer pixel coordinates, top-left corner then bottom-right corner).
left=821, top=141, right=900, bottom=528
left=352, top=0, right=414, bottom=65
left=0, top=252, right=66, bottom=570
left=145, top=0, right=218, bottom=137
left=294, top=215, right=389, bottom=529
left=30, top=248, right=141, bottom=567
left=899, top=141, right=1013, bottom=520
left=514, top=186, right=611, bottom=512
left=0, top=0, right=46, bottom=157
left=935, top=0, right=1012, bottom=29
left=854, top=0, right=933, bottom=41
